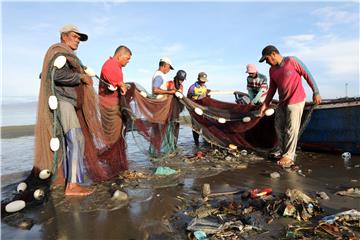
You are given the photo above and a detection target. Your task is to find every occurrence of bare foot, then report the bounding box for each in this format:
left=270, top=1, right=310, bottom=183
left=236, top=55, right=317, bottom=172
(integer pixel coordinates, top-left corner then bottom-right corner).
left=277, top=156, right=294, bottom=168
left=65, top=183, right=94, bottom=196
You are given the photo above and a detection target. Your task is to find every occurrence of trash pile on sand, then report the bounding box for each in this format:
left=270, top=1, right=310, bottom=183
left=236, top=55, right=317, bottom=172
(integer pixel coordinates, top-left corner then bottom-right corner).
left=180, top=185, right=329, bottom=239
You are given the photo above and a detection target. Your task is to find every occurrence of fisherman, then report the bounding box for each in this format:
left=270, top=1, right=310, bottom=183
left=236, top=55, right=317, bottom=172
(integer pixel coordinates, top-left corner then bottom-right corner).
left=258, top=45, right=322, bottom=167
left=98, top=45, right=132, bottom=171
left=152, top=57, right=176, bottom=98
left=187, top=72, right=210, bottom=146
left=164, top=69, right=187, bottom=93
left=239, top=64, right=268, bottom=105
left=34, top=24, right=94, bottom=196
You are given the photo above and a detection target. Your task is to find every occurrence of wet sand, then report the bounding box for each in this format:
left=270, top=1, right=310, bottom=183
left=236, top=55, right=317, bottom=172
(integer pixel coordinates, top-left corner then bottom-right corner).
left=1, top=125, right=35, bottom=139
left=1, top=127, right=360, bottom=239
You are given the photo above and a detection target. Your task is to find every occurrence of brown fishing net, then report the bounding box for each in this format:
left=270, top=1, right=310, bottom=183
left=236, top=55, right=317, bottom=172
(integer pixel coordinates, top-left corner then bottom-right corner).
left=33, top=43, right=127, bottom=183
left=120, top=83, right=184, bottom=158
left=179, top=96, right=278, bottom=152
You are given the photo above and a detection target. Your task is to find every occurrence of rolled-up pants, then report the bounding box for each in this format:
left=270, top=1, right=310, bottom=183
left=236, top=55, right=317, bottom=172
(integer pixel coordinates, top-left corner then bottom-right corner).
left=275, top=100, right=305, bottom=161
left=59, top=101, right=85, bottom=184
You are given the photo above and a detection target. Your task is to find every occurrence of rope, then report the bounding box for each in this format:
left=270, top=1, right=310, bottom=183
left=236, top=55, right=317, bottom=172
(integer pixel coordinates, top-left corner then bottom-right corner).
left=298, top=104, right=316, bottom=139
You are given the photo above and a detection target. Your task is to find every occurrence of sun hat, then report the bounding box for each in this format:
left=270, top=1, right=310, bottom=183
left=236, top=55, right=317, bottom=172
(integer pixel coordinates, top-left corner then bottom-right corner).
left=246, top=64, right=257, bottom=73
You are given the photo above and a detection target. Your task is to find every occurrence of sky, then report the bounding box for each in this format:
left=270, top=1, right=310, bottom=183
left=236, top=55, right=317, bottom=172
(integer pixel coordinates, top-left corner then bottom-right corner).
left=1, top=0, right=359, bottom=101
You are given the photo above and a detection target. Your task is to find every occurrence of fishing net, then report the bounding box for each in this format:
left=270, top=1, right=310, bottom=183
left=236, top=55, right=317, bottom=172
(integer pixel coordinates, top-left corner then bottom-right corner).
left=120, top=82, right=184, bottom=159
left=177, top=95, right=278, bottom=152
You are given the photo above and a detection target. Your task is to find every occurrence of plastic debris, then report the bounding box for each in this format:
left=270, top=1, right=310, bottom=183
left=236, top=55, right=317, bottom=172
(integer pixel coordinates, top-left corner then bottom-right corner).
left=154, top=166, right=177, bottom=175
left=250, top=188, right=272, bottom=199
left=336, top=188, right=360, bottom=198
left=320, top=209, right=360, bottom=224
left=270, top=172, right=280, bottom=178
left=316, top=191, right=330, bottom=200
left=193, top=230, right=207, bottom=240
left=187, top=218, right=224, bottom=234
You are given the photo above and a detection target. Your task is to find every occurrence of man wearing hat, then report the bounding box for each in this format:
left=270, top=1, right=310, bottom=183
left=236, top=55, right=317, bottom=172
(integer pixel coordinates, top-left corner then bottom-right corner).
left=258, top=45, right=322, bottom=167
left=187, top=72, right=210, bottom=145
left=245, top=64, right=268, bottom=105
left=152, top=57, right=176, bottom=98
left=33, top=24, right=94, bottom=196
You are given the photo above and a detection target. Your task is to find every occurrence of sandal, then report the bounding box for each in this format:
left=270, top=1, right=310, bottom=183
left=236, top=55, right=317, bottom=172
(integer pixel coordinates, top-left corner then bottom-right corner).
left=277, top=156, right=294, bottom=168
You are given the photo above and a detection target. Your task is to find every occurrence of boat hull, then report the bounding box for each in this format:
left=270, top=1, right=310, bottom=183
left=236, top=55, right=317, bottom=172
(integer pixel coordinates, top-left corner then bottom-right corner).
left=299, top=98, right=360, bottom=154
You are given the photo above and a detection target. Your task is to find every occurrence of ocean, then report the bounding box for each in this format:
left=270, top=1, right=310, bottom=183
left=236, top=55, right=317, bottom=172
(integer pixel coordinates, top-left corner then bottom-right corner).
left=1, top=96, right=38, bottom=127
left=0, top=96, right=196, bottom=176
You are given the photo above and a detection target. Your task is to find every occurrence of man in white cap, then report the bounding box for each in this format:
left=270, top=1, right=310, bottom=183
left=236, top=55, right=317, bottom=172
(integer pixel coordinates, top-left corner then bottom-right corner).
left=152, top=57, right=176, bottom=97
left=34, top=24, right=94, bottom=197
left=245, top=64, right=268, bottom=105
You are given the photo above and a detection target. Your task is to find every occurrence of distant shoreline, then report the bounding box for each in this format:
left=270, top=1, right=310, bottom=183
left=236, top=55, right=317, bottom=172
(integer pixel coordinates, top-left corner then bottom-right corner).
left=0, top=116, right=191, bottom=139
left=1, top=125, right=35, bottom=139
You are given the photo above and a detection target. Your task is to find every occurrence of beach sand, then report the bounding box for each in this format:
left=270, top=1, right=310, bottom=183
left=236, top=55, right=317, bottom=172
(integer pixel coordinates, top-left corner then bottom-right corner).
left=1, top=125, right=35, bottom=139
left=1, top=127, right=360, bottom=239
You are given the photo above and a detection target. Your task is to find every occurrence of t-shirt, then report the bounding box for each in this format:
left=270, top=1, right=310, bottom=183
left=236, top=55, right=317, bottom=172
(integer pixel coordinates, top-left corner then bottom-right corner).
left=164, top=80, right=184, bottom=93
left=187, top=82, right=207, bottom=100
left=99, top=57, right=123, bottom=98
left=152, top=70, right=166, bottom=92
left=265, top=56, right=319, bottom=105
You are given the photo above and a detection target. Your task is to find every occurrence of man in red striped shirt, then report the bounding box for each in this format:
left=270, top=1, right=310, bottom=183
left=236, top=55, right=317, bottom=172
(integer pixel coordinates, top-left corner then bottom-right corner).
left=259, top=45, right=322, bottom=167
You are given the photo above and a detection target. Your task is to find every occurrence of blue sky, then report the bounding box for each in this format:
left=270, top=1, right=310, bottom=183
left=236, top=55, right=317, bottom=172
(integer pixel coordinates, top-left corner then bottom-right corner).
left=1, top=1, right=359, bottom=101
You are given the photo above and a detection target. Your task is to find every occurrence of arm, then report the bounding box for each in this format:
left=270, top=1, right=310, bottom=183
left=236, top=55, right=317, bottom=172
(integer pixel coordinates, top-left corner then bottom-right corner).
left=54, top=63, right=82, bottom=86
left=152, top=76, right=176, bottom=95
left=292, top=56, right=321, bottom=104
left=259, top=75, right=276, bottom=115
left=251, top=76, right=268, bottom=104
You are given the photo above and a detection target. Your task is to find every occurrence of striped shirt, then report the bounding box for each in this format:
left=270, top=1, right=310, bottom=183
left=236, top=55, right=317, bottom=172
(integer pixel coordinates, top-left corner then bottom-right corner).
left=247, top=72, right=268, bottom=104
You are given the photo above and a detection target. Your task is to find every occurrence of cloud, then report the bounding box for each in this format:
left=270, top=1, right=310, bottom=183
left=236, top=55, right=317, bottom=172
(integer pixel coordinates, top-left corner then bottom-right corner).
left=283, top=34, right=315, bottom=49
left=161, top=43, right=185, bottom=56
left=312, top=6, right=358, bottom=32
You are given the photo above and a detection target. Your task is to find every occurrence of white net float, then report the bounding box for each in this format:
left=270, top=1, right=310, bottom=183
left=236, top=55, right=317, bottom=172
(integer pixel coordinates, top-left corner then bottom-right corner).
left=33, top=189, right=45, bottom=200
left=48, top=95, right=58, bottom=110
left=53, top=55, right=66, bottom=69
left=39, top=169, right=51, bottom=180
left=140, top=91, right=147, bottom=98
left=175, top=91, right=183, bottom=99
left=5, top=200, right=26, bottom=213
left=265, top=108, right=275, bottom=116
left=194, top=107, right=203, bottom=116
left=242, top=116, right=251, bottom=122
left=218, top=117, right=226, bottom=124
left=17, top=182, right=27, bottom=193
left=50, top=137, right=60, bottom=151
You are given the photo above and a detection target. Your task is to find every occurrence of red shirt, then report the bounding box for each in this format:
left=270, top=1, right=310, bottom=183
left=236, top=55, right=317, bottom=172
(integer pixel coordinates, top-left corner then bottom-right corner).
left=265, top=56, right=319, bottom=105
left=165, top=80, right=183, bottom=93
left=99, top=57, right=123, bottom=98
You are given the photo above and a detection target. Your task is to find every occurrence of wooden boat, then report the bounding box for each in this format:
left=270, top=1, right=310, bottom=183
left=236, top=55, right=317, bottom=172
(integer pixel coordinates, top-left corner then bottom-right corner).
left=299, top=97, right=360, bottom=154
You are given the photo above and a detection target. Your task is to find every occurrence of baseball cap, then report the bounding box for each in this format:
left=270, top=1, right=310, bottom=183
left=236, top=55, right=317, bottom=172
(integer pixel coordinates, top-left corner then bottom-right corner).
left=198, top=72, right=208, bottom=82
left=160, top=57, right=174, bottom=70
left=246, top=64, right=257, bottom=73
left=175, top=70, right=187, bottom=81
left=259, top=45, right=279, bottom=63
left=59, top=24, right=88, bottom=41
